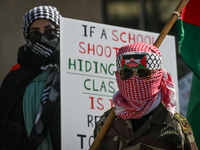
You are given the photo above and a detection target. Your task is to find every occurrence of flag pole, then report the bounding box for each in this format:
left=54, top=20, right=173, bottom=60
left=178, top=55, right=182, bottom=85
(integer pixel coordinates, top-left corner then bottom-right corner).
left=89, top=108, right=115, bottom=150
left=153, top=0, right=188, bottom=48
left=89, top=0, right=188, bottom=149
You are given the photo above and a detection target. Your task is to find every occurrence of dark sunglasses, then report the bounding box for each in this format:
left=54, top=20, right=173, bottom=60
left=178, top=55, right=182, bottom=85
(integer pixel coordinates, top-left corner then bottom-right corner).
left=119, top=68, right=155, bottom=80
left=27, top=29, right=59, bottom=42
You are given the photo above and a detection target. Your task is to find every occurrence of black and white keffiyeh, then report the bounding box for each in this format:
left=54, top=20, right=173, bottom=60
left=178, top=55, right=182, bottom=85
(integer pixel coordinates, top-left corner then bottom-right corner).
left=28, top=69, right=60, bottom=149
left=23, top=6, right=61, bottom=57
left=30, top=42, right=53, bottom=57
left=23, top=6, right=61, bottom=40
left=27, top=36, right=60, bottom=58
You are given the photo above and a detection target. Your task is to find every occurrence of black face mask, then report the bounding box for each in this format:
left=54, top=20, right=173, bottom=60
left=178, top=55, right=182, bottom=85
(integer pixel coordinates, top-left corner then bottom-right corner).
left=26, top=36, right=60, bottom=57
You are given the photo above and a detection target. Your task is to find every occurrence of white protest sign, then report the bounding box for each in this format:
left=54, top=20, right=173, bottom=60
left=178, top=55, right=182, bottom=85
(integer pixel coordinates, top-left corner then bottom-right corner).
left=60, top=17, right=179, bottom=150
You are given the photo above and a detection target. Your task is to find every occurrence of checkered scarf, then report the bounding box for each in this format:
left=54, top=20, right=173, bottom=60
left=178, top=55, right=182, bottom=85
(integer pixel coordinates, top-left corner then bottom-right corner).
left=113, top=42, right=176, bottom=120
left=23, top=6, right=61, bottom=40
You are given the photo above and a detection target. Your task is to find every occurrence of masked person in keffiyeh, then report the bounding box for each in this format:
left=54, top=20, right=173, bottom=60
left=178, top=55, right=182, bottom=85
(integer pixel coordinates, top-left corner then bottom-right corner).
left=0, top=6, right=61, bottom=150
left=94, top=42, right=198, bottom=150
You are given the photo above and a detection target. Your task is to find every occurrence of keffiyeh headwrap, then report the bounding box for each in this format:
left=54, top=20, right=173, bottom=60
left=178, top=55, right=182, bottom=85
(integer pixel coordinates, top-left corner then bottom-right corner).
left=113, top=42, right=176, bottom=120
left=23, top=6, right=61, bottom=57
left=23, top=6, right=61, bottom=40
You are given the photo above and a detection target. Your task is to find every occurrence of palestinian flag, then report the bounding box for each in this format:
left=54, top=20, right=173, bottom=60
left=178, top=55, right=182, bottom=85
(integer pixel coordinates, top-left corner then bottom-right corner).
left=121, top=53, right=146, bottom=69
left=116, top=51, right=163, bottom=70
left=177, top=0, right=200, bottom=147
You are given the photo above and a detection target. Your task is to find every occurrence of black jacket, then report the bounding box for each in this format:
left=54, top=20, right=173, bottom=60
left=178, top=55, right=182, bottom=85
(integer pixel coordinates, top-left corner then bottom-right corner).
left=0, top=45, right=60, bottom=150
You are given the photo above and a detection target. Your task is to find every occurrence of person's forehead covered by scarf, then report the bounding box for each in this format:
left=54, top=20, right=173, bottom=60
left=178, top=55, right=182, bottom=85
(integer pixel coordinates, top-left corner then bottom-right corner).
left=116, top=42, right=163, bottom=71
left=23, top=6, right=61, bottom=41
left=113, top=42, right=176, bottom=120
left=21, top=6, right=61, bottom=58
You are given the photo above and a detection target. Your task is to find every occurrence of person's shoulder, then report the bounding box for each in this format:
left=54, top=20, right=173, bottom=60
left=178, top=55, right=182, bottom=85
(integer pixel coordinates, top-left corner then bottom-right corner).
left=97, top=108, right=114, bottom=125
left=94, top=108, right=115, bottom=136
left=173, top=112, right=191, bottom=133
left=170, top=112, right=198, bottom=148
left=103, top=107, right=114, bottom=116
left=166, top=112, right=191, bottom=134
left=95, top=107, right=119, bottom=130
left=9, top=64, right=20, bottom=72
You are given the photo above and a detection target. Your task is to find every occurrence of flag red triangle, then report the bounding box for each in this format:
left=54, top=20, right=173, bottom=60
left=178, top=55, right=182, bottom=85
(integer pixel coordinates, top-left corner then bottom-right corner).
left=140, top=56, right=146, bottom=67
left=121, top=57, right=126, bottom=68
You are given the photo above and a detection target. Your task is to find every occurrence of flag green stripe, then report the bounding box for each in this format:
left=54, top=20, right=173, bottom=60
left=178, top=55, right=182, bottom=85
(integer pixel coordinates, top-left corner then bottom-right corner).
left=177, top=19, right=200, bottom=148
left=177, top=19, right=200, bottom=80
left=122, top=64, right=145, bottom=69
left=187, top=74, right=200, bottom=118
left=186, top=74, right=200, bottom=148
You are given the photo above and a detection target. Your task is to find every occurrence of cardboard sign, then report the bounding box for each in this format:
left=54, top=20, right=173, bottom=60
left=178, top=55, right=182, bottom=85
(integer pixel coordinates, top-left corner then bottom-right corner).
left=60, top=17, right=179, bottom=150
